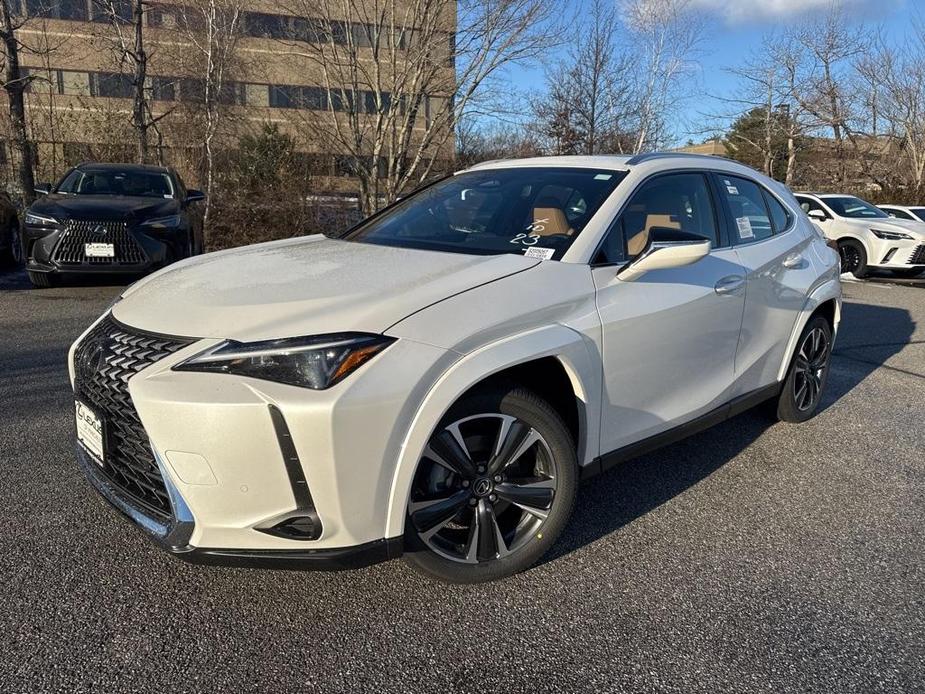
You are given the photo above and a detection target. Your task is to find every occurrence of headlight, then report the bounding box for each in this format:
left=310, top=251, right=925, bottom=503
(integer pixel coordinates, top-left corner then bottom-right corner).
left=140, top=214, right=182, bottom=229
left=871, top=228, right=913, bottom=240
left=25, top=212, right=58, bottom=226
left=174, top=333, right=395, bottom=389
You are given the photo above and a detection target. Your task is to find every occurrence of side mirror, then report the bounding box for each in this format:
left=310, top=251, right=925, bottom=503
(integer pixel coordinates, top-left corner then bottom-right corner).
left=34, top=183, right=51, bottom=195
left=618, top=228, right=711, bottom=282
left=807, top=209, right=827, bottom=222
left=186, top=189, right=205, bottom=203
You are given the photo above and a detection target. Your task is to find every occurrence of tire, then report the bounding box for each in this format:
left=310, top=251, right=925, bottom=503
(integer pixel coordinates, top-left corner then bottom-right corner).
left=27, top=270, right=54, bottom=288
left=892, top=267, right=925, bottom=278
left=775, top=315, right=833, bottom=423
left=403, top=384, right=578, bottom=584
left=837, top=239, right=868, bottom=278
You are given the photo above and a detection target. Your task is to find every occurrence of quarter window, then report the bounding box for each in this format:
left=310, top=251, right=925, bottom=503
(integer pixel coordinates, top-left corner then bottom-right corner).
left=596, top=173, right=718, bottom=265
left=718, top=176, right=773, bottom=243
left=762, top=191, right=792, bottom=234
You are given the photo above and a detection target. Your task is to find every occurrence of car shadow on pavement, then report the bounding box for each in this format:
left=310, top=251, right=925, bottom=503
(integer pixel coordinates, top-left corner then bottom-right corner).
left=541, top=299, right=916, bottom=566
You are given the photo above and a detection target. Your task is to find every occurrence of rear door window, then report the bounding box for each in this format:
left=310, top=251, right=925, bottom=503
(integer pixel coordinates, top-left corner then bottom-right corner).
left=717, top=175, right=773, bottom=243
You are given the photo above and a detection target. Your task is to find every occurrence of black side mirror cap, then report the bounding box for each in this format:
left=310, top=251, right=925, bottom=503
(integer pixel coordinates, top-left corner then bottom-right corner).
left=186, top=189, right=205, bottom=203
left=34, top=184, right=51, bottom=195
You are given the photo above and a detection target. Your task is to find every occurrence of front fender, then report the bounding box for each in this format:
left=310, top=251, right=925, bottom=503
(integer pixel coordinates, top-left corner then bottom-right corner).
left=776, top=277, right=842, bottom=383
left=383, top=324, right=601, bottom=540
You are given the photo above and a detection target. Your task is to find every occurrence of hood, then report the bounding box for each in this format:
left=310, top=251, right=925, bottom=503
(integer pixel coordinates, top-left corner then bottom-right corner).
left=841, top=216, right=925, bottom=239
left=29, top=194, right=179, bottom=221
left=112, top=236, right=540, bottom=341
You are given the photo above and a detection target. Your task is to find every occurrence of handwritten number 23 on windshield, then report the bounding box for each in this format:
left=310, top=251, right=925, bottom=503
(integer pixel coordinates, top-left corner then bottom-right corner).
left=511, top=218, right=548, bottom=246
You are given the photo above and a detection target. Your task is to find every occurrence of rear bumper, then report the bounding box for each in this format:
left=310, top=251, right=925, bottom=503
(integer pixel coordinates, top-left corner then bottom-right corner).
left=77, top=446, right=403, bottom=571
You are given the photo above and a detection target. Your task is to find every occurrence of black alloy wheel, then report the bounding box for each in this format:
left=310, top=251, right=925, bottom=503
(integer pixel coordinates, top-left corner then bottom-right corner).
left=776, top=315, right=833, bottom=423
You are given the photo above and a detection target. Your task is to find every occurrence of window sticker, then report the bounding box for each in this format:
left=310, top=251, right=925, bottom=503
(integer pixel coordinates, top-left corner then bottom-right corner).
left=524, top=246, right=555, bottom=260
left=736, top=216, right=754, bottom=239
left=594, top=173, right=613, bottom=181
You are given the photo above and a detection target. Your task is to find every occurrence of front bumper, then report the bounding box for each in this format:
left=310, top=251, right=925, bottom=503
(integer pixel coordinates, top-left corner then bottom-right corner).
left=70, top=313, right=457, bottom=568
left=866, top=236, right=925, bottom=268
left=24, top=221, right=188, bottom=275
left=78, top=446, right=403, bottom=569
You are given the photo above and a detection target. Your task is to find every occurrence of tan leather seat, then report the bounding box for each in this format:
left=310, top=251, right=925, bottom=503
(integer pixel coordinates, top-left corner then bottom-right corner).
left=627, top=213, right=681, bottom=256
left=531, top=201, right=573, bottom=236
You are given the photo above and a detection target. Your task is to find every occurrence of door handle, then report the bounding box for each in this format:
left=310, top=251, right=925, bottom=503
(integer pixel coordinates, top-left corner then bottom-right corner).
left=714, top=275, right=746, bottom=295
left=782, top=253, right=804, bottom=269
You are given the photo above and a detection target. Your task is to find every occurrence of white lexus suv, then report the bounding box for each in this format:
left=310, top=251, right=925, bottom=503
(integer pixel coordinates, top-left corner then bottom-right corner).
left=70, top=154, right=841, bottom=583
left=794, top=193, right=925, bottom=279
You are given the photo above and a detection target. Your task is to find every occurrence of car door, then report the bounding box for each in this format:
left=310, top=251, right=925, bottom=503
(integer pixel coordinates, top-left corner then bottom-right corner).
left=716, top=175, right=818, bottom=395
left=592, top=171, right=747, bottom=454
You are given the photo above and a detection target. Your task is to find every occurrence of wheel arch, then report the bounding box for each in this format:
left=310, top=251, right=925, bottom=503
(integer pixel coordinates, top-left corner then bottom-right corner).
left=776, top=280, right=842, bottom=383
left=383, top=325, right=601, bottom=540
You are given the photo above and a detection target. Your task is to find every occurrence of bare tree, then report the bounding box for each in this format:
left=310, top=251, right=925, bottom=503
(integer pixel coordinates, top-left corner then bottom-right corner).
left=94, top=0, right=172, bottom=163
left=0, top=0, right=37, bottom=200
left=178, top=0, right=244, bottom=227
left=533, top=0, right=635, bottom=155
left=620, top=0, right=703, bottom=153
left=274, top=0, right=559, bottom=214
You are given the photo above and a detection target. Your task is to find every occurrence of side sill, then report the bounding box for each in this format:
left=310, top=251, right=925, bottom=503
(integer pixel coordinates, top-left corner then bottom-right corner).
left=581, top=382, right=781, bottom=480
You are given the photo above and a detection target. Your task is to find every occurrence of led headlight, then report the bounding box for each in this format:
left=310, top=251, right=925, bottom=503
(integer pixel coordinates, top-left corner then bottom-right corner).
left=24, top=212, right=58, bottom=226
left=140, top=214, right=182, bottom=229
left=174, top=333, right=395, bottom=389
left=871, top=228, right=913, bottom=240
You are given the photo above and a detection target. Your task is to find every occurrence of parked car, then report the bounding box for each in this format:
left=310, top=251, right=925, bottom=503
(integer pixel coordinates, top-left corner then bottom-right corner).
left=878, top=204, right=925, bottom=223
left=70, top=154, right=841, bottom=583
left=22, top=162, right=205, bottom=288
left=794, top=193, right=925, bottom=279
left=0, top=190, right=21, bottom=268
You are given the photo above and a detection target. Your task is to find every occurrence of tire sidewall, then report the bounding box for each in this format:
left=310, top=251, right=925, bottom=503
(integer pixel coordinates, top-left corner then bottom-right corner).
left=403, top=384, right=578, bottom=584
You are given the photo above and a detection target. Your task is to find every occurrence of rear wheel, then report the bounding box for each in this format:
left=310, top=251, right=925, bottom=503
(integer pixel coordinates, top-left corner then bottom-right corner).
left=775, top=315, right=833, bottom=423
left=403, top=385, right=577, bottom=583
left=838, top=239, right=868, bottom=278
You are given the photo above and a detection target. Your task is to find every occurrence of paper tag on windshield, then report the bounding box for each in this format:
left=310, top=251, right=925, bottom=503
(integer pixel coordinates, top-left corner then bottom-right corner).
left=724, top=179, right=739, bottom=195
left=524, top=247, right=555, bottom=260
left=736, top=217, right=754, bottom=239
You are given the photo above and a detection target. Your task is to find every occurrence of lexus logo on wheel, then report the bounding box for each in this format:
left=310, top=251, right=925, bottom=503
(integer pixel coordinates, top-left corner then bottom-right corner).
left=473, top=478, right=493, bottom=497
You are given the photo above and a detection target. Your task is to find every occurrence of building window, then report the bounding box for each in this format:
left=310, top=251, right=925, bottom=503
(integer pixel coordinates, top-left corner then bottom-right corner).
left=91, top=72, right=134, bottom=98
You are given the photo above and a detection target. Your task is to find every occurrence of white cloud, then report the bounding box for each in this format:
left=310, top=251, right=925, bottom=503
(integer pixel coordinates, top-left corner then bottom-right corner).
left=686, top=0, right=903, bottom=24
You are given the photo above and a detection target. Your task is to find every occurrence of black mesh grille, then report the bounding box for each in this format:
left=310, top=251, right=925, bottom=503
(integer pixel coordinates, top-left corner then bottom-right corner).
left=74, top=315, right=193, bottom=517
left=909, top=245, right=925, bottom=265
left=53, top=220, right=147, bottom=266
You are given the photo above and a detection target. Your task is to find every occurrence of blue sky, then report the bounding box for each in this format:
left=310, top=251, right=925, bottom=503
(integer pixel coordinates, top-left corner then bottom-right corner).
left=504, top=0, right=914, bottom=145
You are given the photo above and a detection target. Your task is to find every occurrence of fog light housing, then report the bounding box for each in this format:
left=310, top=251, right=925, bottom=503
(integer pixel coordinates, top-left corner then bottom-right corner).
left=259, top=513, right=321, bottom=541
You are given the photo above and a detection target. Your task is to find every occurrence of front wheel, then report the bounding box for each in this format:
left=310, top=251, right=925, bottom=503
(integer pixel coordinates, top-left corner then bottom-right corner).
left=838, top=239, right=868, bottom=278
left=775, top=315, right=833, bottom=423
left=403, top=385, right=577, bottom=583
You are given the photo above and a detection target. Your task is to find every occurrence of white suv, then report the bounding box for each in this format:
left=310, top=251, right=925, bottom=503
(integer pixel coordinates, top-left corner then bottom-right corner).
left=70, top=154, right=841, bottom=583
left=795, top=193, right=925, bottom=278
left=878, top=204, right=925, bottom=223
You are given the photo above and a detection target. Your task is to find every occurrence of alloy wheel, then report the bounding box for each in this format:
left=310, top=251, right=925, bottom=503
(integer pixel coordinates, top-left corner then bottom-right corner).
left=839, top=244, right=861, bottom=274
left=408, top=413, right=557, bottom=564
left=793, top=326, right=830, bottom=412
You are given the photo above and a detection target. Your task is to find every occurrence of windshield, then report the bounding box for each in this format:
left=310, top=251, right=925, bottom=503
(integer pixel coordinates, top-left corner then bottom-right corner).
left=343, top=168, right=626, bottom=260
left=823, top=196, right=888, bottom=219
left=57, top=169, right=175, bottom=198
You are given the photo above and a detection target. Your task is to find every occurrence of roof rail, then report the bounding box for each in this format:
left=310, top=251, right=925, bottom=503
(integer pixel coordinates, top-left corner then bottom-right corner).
left=625, top=151, right=729, bottom=166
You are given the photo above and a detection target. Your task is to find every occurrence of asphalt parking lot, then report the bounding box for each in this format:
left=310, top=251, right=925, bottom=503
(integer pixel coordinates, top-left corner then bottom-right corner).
left=1, top=268, right=923, bottom=693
